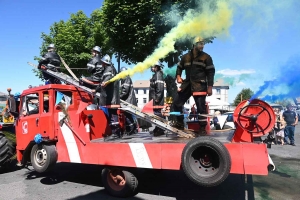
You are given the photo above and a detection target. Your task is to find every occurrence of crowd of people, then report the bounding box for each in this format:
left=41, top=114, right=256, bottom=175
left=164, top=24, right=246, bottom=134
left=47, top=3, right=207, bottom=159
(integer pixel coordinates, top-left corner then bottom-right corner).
left=271, top=104, right=298, bottom=146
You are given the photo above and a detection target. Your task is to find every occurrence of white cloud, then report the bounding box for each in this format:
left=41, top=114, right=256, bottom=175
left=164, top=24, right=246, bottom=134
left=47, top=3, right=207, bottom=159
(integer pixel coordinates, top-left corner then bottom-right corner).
left=216, top=69, right=256, bottom=76
left=236, top=81, right=246, bottom=86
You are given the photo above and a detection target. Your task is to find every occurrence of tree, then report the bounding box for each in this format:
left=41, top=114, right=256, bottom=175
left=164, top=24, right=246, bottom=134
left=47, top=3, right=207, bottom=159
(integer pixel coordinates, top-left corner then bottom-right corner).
left=100, top=0, right=216, bottom=100
left=233, top=88, right=254, bottom=106
left=34, top=10, right=111, bottom=80
left=101, top=0, right=216, bottom=65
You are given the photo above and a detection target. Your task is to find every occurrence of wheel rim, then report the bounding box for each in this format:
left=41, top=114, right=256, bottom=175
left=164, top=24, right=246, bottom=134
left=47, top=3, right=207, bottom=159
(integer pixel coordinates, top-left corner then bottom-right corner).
left=106, top=169, right=126, bottom=191
left=34, top=147, right=47, bottom=167
left=188, top=146, right=220, bottom=178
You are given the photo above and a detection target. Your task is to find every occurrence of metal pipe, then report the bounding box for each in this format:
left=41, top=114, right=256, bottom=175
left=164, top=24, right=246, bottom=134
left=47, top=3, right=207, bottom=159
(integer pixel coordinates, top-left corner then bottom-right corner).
left=267, top=154, right=275, bottom=171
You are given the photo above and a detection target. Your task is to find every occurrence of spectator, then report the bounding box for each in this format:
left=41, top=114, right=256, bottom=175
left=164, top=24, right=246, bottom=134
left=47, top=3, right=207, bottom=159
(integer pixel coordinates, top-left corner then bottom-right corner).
left=213, top=111, right=221, bottom=130
left=276, top=119, right=286, bottom=145
left=283, top=103, right=298, bottom=146
left=273, top=108, right=282, bottom=144
left=189, top=104, right=197, bottom=121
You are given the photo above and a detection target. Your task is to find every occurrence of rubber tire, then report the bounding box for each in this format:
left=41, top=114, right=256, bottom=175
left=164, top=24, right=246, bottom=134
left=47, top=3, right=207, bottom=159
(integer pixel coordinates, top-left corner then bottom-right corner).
left=0, top=133, right=15, bottom=166
left=181, top=136, right=231, bottom=187
left=30, top=144, right=57, bottom=173
left=101, top=168, right=138, bottom=198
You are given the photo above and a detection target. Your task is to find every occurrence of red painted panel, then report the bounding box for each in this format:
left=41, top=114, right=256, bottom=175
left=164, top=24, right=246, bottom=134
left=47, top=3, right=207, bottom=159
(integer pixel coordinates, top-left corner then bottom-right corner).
left=56, top=132, right=71, bottom=162
left=144, top=144, right=161, bottom=168
left=224, top=143, right=245, bottom=174
left=90, top=143, right=137, bottom=167
left=161, top=143, right=185, bottom=170
left=243, top=143, right=269, bottom=175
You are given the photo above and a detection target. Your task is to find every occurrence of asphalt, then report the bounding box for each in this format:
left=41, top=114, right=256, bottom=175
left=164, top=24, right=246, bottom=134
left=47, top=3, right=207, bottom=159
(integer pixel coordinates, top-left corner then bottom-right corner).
left=0, top=125, right=299, bottom=200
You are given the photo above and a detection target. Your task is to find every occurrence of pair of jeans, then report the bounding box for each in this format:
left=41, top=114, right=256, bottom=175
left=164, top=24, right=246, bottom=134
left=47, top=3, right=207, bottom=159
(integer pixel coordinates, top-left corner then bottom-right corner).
left=284, top=125, right=295, bottom=144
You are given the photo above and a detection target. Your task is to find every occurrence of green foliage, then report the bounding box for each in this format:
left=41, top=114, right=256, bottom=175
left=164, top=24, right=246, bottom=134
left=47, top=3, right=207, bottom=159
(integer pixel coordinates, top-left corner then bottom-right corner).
left=233, top=88, right=254, bottom=106
left=101, top=0, right=216, bottom=65
left=100, top=0, right=161, bottom=64
left=100, top=0, right=216, bottom=100
left=34, top=10, right=111, bottom=80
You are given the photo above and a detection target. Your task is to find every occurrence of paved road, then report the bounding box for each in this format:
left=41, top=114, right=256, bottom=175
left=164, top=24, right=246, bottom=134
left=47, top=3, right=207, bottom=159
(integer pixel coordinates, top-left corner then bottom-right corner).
left=1, top=125, right=299, bottom=200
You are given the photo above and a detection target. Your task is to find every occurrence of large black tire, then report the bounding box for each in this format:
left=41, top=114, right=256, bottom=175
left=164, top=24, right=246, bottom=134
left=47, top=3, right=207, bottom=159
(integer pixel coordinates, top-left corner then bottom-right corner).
left=181, top=136, right=231, bottom=187
left=30, top=144, right=57, bottom=173
left=101, top=168, right=138, bottom=198
left=0, top=133, right=15, bottom=166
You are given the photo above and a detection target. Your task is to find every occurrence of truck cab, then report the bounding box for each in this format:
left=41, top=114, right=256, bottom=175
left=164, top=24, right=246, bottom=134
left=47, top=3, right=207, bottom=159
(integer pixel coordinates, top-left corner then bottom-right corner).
left=15, top=84, right=114, bottom=168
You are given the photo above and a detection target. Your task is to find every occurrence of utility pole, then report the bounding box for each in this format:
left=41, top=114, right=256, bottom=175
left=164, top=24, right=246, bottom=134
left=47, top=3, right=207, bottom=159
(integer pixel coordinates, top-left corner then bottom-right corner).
left=241, top=94, right=243, bottom=102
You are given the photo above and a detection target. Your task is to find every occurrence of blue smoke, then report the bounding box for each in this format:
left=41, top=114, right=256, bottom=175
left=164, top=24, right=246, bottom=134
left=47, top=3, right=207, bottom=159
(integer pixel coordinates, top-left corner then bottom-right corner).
left=251, top=55, right=300, bottom=102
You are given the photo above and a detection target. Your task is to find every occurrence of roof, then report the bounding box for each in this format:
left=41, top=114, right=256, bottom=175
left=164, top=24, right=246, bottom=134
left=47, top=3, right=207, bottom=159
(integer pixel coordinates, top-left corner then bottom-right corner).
left=214, top=79, right=229, bottom=87
left=0, top=91, right=6, bottom=96
left=133, top=80, right=167, bottom=88
left=133, top=80, right=150, bottom=88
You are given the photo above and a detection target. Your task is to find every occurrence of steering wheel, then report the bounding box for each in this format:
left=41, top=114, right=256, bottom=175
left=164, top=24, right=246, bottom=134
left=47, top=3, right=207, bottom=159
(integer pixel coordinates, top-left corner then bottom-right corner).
left=234, top=99, right=275, bottom=137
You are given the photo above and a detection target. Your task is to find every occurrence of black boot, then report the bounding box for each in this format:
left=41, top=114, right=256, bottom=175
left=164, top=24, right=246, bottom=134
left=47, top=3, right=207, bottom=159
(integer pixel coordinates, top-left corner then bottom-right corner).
left=170, top=117, right=184, bottom=130
left=198, top=126, right=207, bottom=136
left=153, top=127, right=165, bottom=137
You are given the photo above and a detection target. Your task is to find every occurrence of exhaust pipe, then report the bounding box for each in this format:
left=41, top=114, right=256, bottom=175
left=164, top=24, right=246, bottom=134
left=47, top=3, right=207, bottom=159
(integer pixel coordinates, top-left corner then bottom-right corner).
left=267, top=154, right=275, bottom=171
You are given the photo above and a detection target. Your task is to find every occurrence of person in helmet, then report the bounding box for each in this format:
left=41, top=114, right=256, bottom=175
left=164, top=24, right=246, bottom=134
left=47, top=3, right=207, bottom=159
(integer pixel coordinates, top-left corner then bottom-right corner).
left=149, top=61, right=165, bottom=136
left=38, top=43, right=62, bottom=84
left=171, top=36, right=215, bottom=136
left=93, top=54, right=120, bottom=138
left=80, top=46, right=103, bottom=87
left=119, top=66, right=138, bottom=135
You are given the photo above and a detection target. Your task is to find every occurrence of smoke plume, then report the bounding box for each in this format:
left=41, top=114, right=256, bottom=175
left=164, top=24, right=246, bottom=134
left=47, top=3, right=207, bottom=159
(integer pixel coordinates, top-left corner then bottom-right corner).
left=108, top=0, right=233, bottom=83
left=252, top=55, right=300, bottom=102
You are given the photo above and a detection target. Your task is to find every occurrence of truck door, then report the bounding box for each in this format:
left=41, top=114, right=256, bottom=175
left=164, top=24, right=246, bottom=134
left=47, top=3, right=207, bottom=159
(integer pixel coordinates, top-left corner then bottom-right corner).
left=38, top=90, right=55, bottom=140
left=16, top=93, right=40, bottom=150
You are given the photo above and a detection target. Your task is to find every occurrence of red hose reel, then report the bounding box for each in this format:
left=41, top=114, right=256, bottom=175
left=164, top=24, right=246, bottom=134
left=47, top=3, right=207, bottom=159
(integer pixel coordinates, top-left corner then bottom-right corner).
left=232, top=99, right=276, bottom=142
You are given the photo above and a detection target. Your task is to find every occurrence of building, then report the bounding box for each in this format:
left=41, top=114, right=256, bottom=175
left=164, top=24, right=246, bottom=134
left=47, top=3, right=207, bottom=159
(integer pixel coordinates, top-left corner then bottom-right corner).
left=133, top=79, right=230, bottom=110
left=133, top=80, right=167, bottom=108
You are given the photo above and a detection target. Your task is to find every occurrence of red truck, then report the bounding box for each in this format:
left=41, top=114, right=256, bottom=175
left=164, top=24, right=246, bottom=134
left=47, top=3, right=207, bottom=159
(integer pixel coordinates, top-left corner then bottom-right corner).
left=11, top=82, right=276, bottom=198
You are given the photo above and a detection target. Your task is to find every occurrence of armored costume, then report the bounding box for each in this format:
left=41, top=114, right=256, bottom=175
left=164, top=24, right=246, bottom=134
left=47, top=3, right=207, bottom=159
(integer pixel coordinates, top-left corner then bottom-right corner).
left=149, top=61, right=165, bottom=136
left=38, top=44, right=61, bottom=84
left=120, top=66, right=138, bottom=134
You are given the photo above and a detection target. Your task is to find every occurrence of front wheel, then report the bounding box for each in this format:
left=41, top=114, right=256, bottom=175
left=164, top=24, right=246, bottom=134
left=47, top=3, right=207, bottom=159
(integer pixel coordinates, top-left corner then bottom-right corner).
left=101, top=168, right=138, bottom=198
left=30, top=144, right=57, bottom=173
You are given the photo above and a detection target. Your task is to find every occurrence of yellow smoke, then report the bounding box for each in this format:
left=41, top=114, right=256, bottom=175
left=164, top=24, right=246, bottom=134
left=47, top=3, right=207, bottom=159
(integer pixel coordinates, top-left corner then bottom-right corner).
left=108, top=0, right=233, bottom=83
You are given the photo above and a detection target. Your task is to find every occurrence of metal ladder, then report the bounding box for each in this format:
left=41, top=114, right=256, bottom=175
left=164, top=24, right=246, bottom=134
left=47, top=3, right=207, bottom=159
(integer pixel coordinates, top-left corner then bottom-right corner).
left=32, top=66, right=195, bottom=138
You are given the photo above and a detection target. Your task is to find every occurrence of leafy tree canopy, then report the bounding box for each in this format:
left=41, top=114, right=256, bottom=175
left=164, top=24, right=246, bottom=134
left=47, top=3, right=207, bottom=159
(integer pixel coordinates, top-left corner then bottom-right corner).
left=34, top=10, right=111, bottom=80
left=100, top=0, right=216, bottom=66
left=233, top=88, right=254, bottom=106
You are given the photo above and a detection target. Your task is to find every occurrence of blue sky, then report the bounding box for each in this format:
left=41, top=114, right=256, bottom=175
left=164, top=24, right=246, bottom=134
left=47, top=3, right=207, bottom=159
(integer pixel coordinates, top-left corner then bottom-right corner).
left=1, top=0, right=300, bottom=103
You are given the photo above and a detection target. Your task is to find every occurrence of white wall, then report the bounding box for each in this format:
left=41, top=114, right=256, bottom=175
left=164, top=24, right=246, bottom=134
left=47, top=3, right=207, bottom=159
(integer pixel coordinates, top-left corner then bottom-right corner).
left=135, top=87, right=229, bottom=111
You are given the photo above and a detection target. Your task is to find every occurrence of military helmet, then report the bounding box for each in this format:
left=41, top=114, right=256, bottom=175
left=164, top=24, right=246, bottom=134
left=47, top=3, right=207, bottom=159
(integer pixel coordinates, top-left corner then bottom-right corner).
left=92, top=46, right=101, bottom=53
left=47, top=43, right=55, bottom=49
left=101, top=54, right=111, bottom=64
left=153, top=61, right=163, bottom=68
left=120, top=66, right=128, bottom=72
left=193, top=36, right=204, bottom=45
